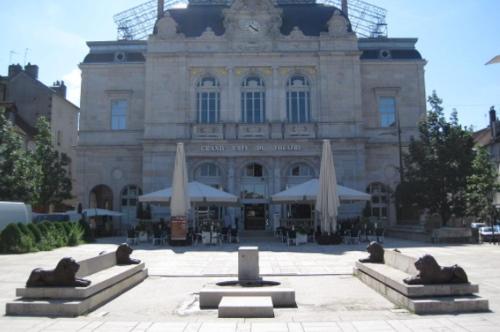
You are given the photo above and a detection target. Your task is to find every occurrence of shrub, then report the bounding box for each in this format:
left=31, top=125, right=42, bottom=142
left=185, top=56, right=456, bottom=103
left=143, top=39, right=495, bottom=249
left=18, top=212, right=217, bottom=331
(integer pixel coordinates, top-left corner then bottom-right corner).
left=51, top=222, right=67, bottom=247
left=0, top=223, right=34, bottom=253
left=38, top=222, right=58, bottom=248
left=53, top=222, right=68, bottom=245
left=17, top=223, right=38, bottom=252
left=79, top=219, right=93, bottom=243
left=62, top=222, right=73, bottom=237
left=68, top=223, right=84, bottom=246
left=27, top=223, right=50, bottom=251
left=27, top=223, right=42, bottom=243
left=0, top=221, right=86, bottom=254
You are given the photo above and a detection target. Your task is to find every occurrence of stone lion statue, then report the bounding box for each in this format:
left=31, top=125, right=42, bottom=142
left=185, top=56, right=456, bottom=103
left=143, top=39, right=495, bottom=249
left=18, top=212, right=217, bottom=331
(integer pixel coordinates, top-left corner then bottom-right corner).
left=116, top=243, right=141, bottom=265
left=359, top=241, right=384, bottom=264
left=403, top=254, right=469, bottom=285
left=26, top=257, right=91, bottom=288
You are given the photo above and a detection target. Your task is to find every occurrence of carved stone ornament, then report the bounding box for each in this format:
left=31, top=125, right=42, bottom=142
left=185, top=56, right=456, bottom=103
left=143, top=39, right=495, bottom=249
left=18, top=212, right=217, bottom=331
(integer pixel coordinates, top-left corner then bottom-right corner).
left=359, top=241, right=385, bottom=264
left=285, top=26, right=306, bottom=39
left=328, top=10, right=349, bottom=37
left=198, top=27, right=220, bottom=40
left=116, top=243, right=141, bottom=265
left=26, top=257, right=91, bottom=288
left=223, top=0, right=283, bottom=39
left=403, top=254, right=469, bottom=285
left=156, top=13, right=179, bottom=39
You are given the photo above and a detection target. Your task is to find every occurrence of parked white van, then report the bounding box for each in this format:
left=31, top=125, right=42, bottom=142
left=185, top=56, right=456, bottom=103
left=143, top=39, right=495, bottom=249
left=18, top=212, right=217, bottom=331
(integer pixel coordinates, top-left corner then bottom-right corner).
left=0, top=202, right=32, bottom=232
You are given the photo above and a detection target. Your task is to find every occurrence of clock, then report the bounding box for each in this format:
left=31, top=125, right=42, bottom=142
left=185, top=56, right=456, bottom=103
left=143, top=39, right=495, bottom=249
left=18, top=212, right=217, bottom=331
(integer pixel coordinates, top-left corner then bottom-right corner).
left=239, top=19, right=261, bottom=33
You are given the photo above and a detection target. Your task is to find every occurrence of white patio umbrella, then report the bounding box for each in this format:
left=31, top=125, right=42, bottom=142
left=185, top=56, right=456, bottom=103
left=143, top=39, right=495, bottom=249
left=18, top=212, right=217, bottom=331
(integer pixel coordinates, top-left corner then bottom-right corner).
left=271, top=179, right=371, bottom=203
left=170, top=142, right=190, bottom=217
left=139, top=181, right=238, bottom=205
left=315, top=140, right=340, bottom=234
left=82, top=208, right=122, bottom=217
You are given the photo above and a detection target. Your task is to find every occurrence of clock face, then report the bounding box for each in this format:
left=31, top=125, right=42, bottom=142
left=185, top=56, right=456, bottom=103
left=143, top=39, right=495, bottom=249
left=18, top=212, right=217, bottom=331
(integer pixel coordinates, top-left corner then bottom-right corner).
left=240, top=19, right=261, bottom=33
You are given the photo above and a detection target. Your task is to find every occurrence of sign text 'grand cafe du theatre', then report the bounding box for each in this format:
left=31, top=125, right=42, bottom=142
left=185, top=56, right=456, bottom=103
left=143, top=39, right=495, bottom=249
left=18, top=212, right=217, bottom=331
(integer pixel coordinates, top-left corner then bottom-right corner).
left=76, top=0, right=426, bottom=230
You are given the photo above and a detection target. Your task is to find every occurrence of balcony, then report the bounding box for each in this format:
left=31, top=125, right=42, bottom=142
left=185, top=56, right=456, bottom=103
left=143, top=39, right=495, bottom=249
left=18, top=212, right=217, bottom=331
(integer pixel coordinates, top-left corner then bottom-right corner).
left=237, top=123, right=270, bottom=139
left=284, top=123, right=316, bottom=139
left=192, top=124, right=224, bottom=140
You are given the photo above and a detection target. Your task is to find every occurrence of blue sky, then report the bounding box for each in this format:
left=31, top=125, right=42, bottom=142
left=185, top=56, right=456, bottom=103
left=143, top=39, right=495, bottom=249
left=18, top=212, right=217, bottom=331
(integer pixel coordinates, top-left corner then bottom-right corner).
left=1, top=0, right=499, bottom=130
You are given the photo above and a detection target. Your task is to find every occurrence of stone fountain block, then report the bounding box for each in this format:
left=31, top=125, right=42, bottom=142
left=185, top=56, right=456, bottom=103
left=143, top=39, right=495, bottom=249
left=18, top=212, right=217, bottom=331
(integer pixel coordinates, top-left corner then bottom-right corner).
left=238, top=246, right=259, bottom=282
left=218, top=296, right=274, bottom=318
left=199, top=287, right=296, bottom=309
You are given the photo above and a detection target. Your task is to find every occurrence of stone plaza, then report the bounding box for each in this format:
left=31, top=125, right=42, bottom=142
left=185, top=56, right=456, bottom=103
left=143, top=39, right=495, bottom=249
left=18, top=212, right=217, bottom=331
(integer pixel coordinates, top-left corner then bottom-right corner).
left=1, top=238, right=500, bottom=331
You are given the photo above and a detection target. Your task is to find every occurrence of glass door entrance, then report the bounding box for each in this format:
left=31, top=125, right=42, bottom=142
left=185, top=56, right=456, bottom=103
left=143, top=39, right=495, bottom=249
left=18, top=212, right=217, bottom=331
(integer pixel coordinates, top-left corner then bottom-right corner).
left=244, top=204, right=267, bottom=230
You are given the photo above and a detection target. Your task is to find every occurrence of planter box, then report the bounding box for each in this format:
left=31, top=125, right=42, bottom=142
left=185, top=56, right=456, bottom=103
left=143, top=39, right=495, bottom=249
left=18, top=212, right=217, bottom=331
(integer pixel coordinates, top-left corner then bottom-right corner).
left=202, top=231, right=219, bottom=245
left=296, top=233, right=308, bottom=245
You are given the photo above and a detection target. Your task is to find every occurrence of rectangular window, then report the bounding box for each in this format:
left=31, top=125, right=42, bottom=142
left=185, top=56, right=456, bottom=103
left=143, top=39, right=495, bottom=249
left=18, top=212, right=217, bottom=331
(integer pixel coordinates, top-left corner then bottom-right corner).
left=379, top=97, right=396, bottom=128
left=111, top=99, right=128, bottom=130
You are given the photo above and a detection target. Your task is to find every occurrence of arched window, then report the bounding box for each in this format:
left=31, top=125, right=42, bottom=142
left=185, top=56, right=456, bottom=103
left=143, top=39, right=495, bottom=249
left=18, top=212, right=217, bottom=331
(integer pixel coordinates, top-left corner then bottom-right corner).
left=366, top=183, right=389, bottom=218
left=288, top=163, right=314, bottom=177
left=197, top=77, right=220, bottom=124
left=241, top=76, right=266, bottom=123
left=286, top=75, right=310, bottom=123
left=90, top=185, right=113, bottom=209
left=195, top=163, right=221, bottom=178
left=121, top=185, right=142, bottom=208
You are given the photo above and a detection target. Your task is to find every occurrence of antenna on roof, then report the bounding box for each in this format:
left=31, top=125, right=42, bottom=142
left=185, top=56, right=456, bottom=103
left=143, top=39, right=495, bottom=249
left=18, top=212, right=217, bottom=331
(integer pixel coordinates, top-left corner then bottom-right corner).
left=9, top=50, right=17, bottom=64
left=24, top=48, right=30, bottom=66
left=113, top=0, right=388, bottom=40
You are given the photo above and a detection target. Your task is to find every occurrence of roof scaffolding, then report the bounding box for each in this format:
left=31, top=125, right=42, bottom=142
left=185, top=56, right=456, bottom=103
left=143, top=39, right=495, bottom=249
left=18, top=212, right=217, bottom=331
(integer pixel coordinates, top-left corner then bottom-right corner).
left=113, top=0, right=387, bottom=40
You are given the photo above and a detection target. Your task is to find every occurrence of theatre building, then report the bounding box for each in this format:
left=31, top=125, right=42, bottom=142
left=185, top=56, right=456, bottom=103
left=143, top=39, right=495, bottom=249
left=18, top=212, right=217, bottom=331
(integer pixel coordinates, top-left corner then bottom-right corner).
left=76, top=0, right=427, bottom=231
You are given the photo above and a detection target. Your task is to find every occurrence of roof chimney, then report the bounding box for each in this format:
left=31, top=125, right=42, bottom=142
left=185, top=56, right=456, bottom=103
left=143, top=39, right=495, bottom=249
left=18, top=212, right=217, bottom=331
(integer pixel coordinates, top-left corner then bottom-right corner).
left=51, top=80, right=67, bottom=98
left=8, top=64, right=22, bottom=78
left=490, top=106, right=497, bottom=139
left=342, top=0, right=349, bottom=18
left=24, top=63, right=39, bottom=80
left=158, top=0, right=164, bottom=19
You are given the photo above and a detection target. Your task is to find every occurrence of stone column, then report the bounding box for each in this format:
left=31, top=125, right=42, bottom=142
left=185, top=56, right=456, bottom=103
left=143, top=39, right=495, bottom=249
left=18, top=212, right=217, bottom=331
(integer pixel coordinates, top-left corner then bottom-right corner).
left=238, top=246, right=260, bottom=282
left=271, top=158, right=282, bottom=230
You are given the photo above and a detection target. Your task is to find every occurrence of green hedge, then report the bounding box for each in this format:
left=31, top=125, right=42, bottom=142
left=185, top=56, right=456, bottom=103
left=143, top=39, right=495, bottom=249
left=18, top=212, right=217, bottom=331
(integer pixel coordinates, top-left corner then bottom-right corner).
left=0, top=221, right=85, bottom=254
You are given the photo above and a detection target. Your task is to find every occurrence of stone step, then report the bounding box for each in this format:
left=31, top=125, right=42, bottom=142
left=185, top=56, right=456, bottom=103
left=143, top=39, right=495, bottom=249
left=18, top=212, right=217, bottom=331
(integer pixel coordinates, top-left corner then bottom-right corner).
left=199, top=287, right=296, bottom=309
left=6, top=269, right=148, bottom=317
left=409, top=295, right=490, bottom=315
left=218, top=296, right=274, bottom=318
left=355, top=268, right=489, bottom=315
left=355, top=261, right=479, bottom=298
left=16, top=262, right=146, bottom=300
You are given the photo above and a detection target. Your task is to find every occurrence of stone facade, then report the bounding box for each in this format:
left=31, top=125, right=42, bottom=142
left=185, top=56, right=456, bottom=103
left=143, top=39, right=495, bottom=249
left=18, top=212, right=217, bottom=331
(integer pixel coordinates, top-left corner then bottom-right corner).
left=77, top=0, right=426, bottom=230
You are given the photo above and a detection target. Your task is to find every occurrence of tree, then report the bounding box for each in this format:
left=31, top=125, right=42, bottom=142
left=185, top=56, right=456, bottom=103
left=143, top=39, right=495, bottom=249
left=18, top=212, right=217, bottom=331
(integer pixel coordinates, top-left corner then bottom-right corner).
left=0, top=107, right=36, bottom=202
left=466, top=147, right=499, bottom=223
left=32, top=117, right=72, bottom=212
left=397, top=91, right=475, bottom=225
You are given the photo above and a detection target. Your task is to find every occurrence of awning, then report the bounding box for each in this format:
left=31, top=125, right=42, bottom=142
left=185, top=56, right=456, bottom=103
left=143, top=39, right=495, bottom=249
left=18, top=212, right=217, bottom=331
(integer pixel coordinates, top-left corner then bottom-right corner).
left=139, top=181, right=239, bottom=205
left=271, top=179, right=371, bottom=203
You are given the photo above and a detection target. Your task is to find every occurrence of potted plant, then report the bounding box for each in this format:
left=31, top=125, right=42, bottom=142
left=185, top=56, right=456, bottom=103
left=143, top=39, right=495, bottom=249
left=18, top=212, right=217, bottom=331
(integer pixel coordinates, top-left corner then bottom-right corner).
left=295, top=226, right=308, bottom=244
left=200, top=220, right=218, bottom=245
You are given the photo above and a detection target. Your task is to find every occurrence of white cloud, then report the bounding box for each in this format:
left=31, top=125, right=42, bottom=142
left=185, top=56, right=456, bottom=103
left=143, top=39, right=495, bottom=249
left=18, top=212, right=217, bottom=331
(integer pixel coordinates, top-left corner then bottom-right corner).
left=62, top=69, right=81, bottom=107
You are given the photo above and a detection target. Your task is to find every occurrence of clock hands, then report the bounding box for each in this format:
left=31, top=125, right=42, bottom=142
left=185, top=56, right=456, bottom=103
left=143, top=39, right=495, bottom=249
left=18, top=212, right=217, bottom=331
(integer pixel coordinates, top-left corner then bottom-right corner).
left=249, top=24, right=259, bottom=32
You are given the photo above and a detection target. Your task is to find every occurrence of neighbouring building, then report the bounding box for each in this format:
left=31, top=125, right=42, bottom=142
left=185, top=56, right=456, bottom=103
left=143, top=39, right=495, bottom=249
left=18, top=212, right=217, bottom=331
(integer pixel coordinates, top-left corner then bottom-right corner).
left=77, top=0, right=427, bottom=231
left=4, top=64, right=80, bottom=208
left=474, top=106, right=500, bottom=206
